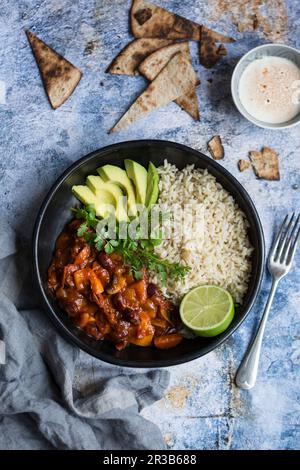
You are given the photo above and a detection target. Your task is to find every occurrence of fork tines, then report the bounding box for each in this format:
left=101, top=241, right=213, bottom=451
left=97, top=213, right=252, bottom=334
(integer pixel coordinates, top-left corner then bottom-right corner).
left=271, top=213, right=300, bottom=265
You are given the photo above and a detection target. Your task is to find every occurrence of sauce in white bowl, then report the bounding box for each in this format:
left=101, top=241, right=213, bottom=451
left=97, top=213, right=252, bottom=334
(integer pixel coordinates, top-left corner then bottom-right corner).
left=238, top=56, right=300, bottom=124
left=231, top=44, right=300, bottom=129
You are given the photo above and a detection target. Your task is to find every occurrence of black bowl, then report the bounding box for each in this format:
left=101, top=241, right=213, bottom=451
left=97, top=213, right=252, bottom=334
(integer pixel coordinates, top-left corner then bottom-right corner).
left=33, top=140, right=265, bottom=368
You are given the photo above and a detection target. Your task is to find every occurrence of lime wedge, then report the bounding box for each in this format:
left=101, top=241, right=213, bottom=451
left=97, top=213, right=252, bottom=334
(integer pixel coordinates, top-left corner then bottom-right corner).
left=180, top=285, right=234, bottom=337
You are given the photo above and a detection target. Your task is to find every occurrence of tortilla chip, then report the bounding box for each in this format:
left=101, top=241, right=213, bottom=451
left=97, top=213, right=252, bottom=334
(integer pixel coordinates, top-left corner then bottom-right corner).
left=106, top=38, right=173, bottom=75
left=139, top=42, right=199, bottom=120
left=249, top=147, right=280, bottom=180
left=238, top=159, right=251, bottom=172
left=26, top=30, right=82, bottom=109
left=202, top=26, right=235, bottom=44
left=139, top=42, right=190, bottom=79
left=175, top=89, right=199, bottom=121
left=207, top=135, right=224, bottom=160
left=110, top=52, right=197, bottom=133
left=131, top=0, right=201, bottom=40
left=200, top=26, right=234, bottom=69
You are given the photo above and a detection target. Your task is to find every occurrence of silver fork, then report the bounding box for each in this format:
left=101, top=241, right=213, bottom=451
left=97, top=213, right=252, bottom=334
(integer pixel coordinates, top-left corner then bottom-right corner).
left=236, top=213, right=300, bottom=390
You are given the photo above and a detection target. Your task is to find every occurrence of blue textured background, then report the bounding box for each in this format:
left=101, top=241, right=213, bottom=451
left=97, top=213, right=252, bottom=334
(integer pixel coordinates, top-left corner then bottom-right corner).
left=1, top=0, right=299, bottom=450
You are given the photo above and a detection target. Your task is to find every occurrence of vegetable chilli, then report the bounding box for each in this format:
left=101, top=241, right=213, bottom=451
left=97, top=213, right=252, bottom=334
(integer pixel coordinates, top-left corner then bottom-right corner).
left=48, top=219, right=183, bottom=350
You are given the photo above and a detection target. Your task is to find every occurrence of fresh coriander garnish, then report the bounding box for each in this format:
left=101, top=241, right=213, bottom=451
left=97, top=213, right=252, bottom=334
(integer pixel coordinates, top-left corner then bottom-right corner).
left=71, top=204, right=190, bottom=285
left=77, top=223, right=88, bottom=237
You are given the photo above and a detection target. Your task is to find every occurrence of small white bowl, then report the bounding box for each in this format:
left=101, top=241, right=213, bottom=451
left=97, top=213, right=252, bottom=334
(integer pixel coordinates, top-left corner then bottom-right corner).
left=231, top=43, right=300, bottom=130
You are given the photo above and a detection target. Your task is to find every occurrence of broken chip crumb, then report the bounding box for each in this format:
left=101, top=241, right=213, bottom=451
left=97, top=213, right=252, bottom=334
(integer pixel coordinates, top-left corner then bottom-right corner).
left=238, top=159, right=251, bottom=172
left=200, top=26, right=234, bottom=69
left=207, top=135, right=224, bottom=160
left=165, top=385, right=191, bottom=409
left=249, top=146, right=280, bottom=180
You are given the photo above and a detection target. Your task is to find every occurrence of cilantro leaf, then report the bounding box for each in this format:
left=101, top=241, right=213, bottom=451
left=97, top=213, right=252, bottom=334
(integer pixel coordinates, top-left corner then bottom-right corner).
left=77, top=223, right=88, bottom=237
left=133, top=270, right=143, bottom=280
left=71, top=203, right=190, bottom=282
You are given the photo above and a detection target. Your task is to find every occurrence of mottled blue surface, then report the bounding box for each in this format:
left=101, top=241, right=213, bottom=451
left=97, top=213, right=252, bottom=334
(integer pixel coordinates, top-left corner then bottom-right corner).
left=1, top=0, right=300, bottom=450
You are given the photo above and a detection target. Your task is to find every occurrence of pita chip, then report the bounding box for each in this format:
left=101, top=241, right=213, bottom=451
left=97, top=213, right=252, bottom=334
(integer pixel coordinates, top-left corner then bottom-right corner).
left=175, top=88, right=199, bottom=121
left=249, top=147, right=280, bottom=180
left=107, top=38, right=173, bottom=75
left=139, top=42, right=199, bottom=120
left=238, top=159, right=251, bottom=172
left=202, top=26, right=235, bottom=44
left=110, top=52, right=197, bottom=133
left=139, top=42, right=191, bottom=80
left=200, top=26, right=235, bottom=69
left=131, top=0, right=201, bottom=40
left=208, top=135, right=224, bottom=160
left=26, top=31, right=82, bottom=109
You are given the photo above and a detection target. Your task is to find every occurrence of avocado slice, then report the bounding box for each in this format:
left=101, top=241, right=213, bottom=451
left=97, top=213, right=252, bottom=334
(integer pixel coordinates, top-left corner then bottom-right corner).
left=97, top=165, right=137, bottom=217
left=86, top=175, right=128, bottom=222
left=124, top=159, right=147, bottom=205
left=72, top=184, right=128, bottom=221
left=145, top=162, right=159, bottom=208
left=72, top=185, right=114, bottom=219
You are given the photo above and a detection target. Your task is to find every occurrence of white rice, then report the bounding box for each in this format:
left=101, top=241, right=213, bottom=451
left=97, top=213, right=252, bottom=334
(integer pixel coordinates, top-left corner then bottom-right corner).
left=152, top=161, right=254, bottom=304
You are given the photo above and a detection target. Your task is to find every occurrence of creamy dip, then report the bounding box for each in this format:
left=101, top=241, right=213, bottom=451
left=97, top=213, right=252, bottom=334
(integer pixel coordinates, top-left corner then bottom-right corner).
left=238, top=56, right=300, bottom=124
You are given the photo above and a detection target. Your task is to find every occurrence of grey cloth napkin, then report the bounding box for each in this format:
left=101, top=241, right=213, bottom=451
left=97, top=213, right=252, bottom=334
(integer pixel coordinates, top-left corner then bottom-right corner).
left=0, top=224, right=170, bottom=450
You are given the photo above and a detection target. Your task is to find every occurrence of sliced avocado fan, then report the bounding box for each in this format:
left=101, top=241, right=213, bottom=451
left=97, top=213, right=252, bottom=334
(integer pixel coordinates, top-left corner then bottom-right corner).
left=124, top=159, right=147, bottom=206
left=72, top=161, right=160, bottom=223
left=86, top=175, right=128, bottom=222
left=72, top=185, right=116, bottom=220
left=145, top=161, right=159, bottom=207
left=97, top=164, right=137, bottom=217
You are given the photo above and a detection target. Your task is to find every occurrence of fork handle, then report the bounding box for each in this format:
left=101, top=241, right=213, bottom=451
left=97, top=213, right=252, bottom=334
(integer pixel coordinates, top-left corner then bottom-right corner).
left=235, top=278, right=279, bottom=389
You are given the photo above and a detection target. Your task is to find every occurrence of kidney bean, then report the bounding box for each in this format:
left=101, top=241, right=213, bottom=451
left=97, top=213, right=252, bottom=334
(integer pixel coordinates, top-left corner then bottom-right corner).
left=147, top=282, right=160, bottom=297
left=124, top=309, right=141, bottom=325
